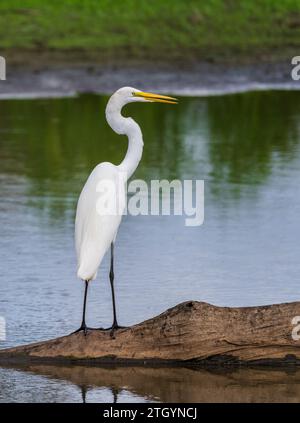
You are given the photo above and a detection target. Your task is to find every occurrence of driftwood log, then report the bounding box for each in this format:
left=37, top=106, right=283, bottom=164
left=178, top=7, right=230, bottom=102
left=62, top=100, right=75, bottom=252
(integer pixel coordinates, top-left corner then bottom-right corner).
left=1, top=301, right=300, bottom=365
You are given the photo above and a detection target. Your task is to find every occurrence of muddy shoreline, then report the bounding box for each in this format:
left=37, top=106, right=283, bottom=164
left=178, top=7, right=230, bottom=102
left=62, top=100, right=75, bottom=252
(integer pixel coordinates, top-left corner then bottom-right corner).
left=0, top=61, right=299, bottom=98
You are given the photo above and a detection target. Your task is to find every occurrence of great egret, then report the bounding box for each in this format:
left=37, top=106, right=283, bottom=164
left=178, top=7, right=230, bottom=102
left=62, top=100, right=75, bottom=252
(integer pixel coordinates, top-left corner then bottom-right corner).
left=74, top=87, right=177, bottom=335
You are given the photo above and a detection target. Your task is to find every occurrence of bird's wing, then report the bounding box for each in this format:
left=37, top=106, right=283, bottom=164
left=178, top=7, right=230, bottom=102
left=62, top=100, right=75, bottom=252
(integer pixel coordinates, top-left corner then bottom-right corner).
left=75, top=162, right=125, bottom=281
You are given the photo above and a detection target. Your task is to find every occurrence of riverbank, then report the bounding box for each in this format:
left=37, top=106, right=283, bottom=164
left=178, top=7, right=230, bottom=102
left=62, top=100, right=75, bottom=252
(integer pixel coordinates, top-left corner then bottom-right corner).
left=0, top=60, right=299, bottom=99
left=1, top=1, right=300, bottom=66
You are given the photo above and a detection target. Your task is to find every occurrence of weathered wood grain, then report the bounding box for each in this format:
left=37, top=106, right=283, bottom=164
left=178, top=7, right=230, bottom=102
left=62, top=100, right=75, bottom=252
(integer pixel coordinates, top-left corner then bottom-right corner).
left=1, top=301, right=300, bottom=365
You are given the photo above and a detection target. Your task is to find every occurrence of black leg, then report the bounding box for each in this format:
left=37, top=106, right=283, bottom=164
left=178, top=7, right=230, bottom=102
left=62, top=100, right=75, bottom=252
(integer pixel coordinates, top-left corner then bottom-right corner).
left=73, top=280, right=90, bottom=335
left=109, top=243, right=118, bottom=329
left=109, top=243, right=126, bottom=337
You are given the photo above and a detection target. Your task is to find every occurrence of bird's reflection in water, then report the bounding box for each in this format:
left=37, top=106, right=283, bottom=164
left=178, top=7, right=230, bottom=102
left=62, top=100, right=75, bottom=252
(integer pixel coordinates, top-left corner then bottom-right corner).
left=80, top=384, right=119, bottom=403
left=111, top=387, right=119, bottom=404
left=80, top=385, right=87, bottom=403
left=2, top=363, right=300, bottom=403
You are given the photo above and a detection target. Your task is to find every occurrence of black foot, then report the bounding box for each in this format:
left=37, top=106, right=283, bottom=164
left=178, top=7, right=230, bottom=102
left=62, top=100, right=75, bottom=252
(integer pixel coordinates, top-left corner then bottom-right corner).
left=95, top=324, right=127, bottom=331
left=109, top=323, right=127, bottom=338
left=110, top=324, right=126, bottom=330
left=94, top=324, right=126, bottom=338
left=72, top=324, right=94, bottom=336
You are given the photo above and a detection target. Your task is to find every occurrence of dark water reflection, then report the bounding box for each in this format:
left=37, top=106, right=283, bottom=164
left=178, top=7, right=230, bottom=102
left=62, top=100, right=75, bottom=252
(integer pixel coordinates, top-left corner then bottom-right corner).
left=1, top=364, right=300, bottom=403
left=207, top=92, right=300, bottom=186
left=1, top=92, right=300, bottom=210
left=0, top=91, right=300, bottom=402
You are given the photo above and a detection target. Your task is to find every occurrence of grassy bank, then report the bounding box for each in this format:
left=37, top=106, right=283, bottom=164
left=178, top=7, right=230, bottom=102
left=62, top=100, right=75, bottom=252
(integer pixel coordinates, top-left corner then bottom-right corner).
left=1, top=0, right=300, bottom=65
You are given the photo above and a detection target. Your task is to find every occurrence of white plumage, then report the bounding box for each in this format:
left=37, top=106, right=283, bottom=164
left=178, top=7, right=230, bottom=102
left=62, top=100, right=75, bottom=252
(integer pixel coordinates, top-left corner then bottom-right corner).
left=73, top=86, right=177, bottom=334
left=75, top=162, right=123, bottom=281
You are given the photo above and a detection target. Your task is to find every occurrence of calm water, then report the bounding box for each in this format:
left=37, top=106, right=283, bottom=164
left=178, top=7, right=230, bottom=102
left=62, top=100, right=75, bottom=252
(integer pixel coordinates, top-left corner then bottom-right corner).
left=0, top=91, right=300, bottom=402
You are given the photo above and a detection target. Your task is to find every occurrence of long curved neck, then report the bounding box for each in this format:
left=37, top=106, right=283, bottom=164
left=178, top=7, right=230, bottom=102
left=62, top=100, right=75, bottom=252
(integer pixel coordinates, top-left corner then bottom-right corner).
left=106, top=100, right=144, bottom=180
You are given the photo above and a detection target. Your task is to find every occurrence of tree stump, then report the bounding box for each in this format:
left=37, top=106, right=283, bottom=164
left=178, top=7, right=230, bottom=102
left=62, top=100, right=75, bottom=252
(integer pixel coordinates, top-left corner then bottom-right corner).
left=1, top=301, right=300, bottom=366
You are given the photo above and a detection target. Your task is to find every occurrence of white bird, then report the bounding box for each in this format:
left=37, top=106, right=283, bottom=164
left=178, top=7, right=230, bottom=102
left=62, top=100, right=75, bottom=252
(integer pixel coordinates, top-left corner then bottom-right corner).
left=74, top=87, right=177, bottom=335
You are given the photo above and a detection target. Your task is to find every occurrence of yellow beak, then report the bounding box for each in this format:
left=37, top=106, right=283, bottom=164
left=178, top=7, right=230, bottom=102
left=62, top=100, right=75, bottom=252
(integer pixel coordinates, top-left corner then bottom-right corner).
left=134, top=91, right=178, bottom=104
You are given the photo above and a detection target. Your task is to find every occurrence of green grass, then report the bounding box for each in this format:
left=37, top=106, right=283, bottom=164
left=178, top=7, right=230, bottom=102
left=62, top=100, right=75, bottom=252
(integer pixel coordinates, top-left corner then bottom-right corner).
left=1, top=0, right=300, bottom=63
